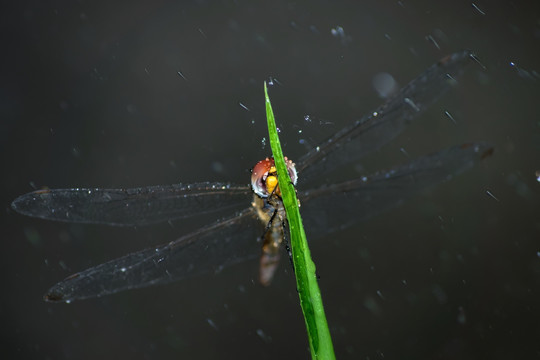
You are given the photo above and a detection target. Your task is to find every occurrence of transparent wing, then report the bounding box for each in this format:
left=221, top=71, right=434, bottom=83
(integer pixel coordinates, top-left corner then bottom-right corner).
left=297, top=51, right=478, bottom=183
left=11, top=183, right=252, bottom=226
left=44, top=207, right=262, bottom=302
left=300, top=142, right=493, bottom=237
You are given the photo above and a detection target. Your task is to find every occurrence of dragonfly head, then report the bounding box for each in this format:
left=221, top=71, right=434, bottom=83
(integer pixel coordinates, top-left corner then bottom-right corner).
left=251, top=157, right=297, bottom=198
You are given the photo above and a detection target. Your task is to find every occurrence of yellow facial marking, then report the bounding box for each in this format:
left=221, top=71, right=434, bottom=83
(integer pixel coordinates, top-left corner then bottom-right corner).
left=265, top=175, right=278, bottom=195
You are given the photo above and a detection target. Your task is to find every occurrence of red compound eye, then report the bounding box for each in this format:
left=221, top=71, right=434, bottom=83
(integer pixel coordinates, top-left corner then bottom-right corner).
left=251, top=157, right=297, bottom=198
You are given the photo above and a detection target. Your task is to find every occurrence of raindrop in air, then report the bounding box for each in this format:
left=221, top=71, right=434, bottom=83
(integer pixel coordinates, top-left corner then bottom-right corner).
left=372, top=72, right=397, bottom=99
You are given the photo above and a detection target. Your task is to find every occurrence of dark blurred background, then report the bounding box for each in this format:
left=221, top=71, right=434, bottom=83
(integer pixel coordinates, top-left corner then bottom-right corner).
left=2, top=1, right=539, bottom=359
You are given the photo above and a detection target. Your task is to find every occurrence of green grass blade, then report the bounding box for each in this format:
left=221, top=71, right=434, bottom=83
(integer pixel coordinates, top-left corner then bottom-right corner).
left=264, top=82, right=336, bottom=360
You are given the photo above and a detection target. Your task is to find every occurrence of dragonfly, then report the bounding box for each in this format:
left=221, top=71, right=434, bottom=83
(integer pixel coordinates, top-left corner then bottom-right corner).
left=12, top=51, right=492, bottom=303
